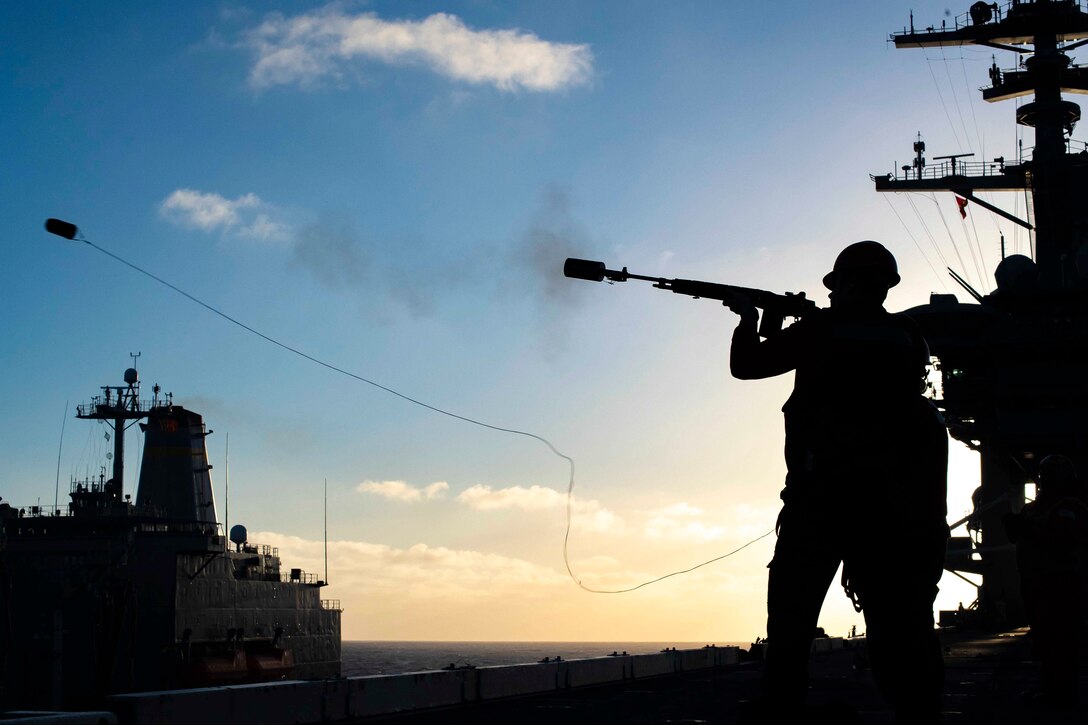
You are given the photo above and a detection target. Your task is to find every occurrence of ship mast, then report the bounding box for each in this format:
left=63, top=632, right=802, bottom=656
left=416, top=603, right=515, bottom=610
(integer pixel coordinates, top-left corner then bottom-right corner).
left=76, top=365, right=148, bottom=503
left=877, top=0, right=1088, bottom=285
left=875, top=0, right=1088, bottom=627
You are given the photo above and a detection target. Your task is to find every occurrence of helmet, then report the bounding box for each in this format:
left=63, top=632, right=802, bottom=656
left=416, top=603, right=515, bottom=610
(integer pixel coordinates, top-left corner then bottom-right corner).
left=822, top=241, right=900, bottom=290
left=1037, top=454, right=1077, bottom=493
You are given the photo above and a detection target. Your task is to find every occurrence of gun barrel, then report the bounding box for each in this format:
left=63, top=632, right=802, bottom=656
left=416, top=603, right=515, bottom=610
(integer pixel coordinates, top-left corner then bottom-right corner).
left=563, top=258, right=609, bottom=282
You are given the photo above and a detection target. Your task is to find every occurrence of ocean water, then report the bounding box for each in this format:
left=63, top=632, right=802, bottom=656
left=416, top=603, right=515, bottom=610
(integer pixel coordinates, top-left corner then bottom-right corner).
left=341, top=641, right=750, bottom=677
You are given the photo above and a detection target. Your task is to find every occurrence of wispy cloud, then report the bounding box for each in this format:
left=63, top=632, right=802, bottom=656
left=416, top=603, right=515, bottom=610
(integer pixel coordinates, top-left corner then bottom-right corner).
left=242, top=8, right=593, bottom=92
left=156, top=191, right=471, bottom=318
left=255, top=529, right=775, bottom=640
left=159, top=188, right=290, bottom=242
left=457, top=484, right=622, bottom=533
left=357, top=480, right=449, bottom=502
left=643, top=502, right=725, bottom=541
left=254, top=531, right=567, bottom=600
left=457, top=483, right=563, bottom=511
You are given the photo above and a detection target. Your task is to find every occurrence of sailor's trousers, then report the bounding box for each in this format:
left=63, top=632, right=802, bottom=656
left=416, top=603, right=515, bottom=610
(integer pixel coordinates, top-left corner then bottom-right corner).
left=762, top=498, right=946, bottom=720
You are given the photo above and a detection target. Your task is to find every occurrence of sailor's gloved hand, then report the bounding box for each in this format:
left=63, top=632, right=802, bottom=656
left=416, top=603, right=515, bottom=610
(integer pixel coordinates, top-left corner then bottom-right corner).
left=722, top=291, right=758, bottom=327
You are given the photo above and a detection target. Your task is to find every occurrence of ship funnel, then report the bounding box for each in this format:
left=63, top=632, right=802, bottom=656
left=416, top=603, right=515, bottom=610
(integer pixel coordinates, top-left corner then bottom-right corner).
left=136, top=406, right=217, bottom=523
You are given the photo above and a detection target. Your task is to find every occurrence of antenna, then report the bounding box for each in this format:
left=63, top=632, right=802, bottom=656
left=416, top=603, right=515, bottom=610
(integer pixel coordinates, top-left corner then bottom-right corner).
left=224, top=432, right=229, bottom=552
left=324, top=478, right=329, bottom=586
left=54, top=401, right=69, bottom=512
left=932, top=152, right=975, bottom=176
left=913, top=132, right=926, bottom=179
left=129, top=351, right=141, bottom=369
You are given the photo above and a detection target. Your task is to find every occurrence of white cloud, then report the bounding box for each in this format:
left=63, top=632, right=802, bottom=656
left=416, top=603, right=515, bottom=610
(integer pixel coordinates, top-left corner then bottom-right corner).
left=159, top=188, right=289, bottom=241
left=248, top=529, right=778, bottom=640
left=643, top=502, right=726, bottom=542
left=573, top=506, right=624, bottom=534
left=423, top=481, right=450, bottom=498
left=243, top=8, right=593, bottom=92
left=456, top=484, right=622, bottom=533
left=357, top=480, right=449, bottom=502
left=457, top=483, right=562, bottom=511
left=252, top=531, right=567, bottom=599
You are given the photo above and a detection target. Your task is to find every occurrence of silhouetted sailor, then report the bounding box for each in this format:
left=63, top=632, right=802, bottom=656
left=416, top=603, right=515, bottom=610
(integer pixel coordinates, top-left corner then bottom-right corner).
left=728, top=241, right=949, bottom=724
left=1004, top=454, right=1088, bottom=707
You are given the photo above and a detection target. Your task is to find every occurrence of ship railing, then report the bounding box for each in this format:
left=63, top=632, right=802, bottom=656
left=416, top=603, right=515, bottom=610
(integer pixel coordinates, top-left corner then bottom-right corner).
left=283, top=570, right=318, bottom=584
left=70, top=478, right=105, bottom=494
left=2, top=503, right=67, bottom=518
left=240, top=543, right=280, bottom=558
left=76, top=397, right=159, bottom=416
left=2, top=501, right=171, bottom=519
left=321, top=599, right=342, bottom=611
left=889, top=1, right=1084, bottom=40
left=881, top=158, right=1011, bottom=183
left=67, top=495, right=169, bottom=520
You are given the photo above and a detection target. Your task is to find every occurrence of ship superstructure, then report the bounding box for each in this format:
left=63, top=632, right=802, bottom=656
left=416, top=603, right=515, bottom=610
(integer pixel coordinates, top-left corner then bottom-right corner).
left=874, top=0, right=1088, bottom=625
left=0, top=367, right=341, bottom=710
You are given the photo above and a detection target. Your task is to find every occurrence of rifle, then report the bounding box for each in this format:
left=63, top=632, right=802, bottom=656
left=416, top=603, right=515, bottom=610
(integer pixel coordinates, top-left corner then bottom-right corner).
left=564, top=258, right=819, bottom=338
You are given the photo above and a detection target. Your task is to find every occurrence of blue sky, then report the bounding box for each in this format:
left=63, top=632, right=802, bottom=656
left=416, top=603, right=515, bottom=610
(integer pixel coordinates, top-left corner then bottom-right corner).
left=2, top=1, right=1034, bottom=640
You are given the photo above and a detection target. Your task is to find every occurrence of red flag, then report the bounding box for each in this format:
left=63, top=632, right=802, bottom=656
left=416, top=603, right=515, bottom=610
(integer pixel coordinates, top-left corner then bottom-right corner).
left=955, top=195, right=968, bottom=219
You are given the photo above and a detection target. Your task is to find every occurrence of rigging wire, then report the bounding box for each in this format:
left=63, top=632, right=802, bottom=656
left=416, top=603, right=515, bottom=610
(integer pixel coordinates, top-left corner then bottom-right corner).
left=941, top=46, right=974, bottom=152
left=918, top=48, right=994, bottom=286
left=922, top=46, right=965, bottom=151
left=959, top=48, right=1007, bottom=241
left=1014, top=98, right=1023, bottom=256
left=54, top=401, right=69, bottom=511
left=914, top=192, right=986, bottom=292
left=934, top=46, right=991, bottom=285
left=1013, top=193, right=1021, bottom=256
left=959, top=51, right=985, bottom=157
left=881, top=194, right=949, bottom=291
left=963, top=204, right=990, bottom=283
left=931, top=192, right=988, bottom=293
left=58, top=230, right=774, bottom=594
left=903, top=195, right=947, bottom=268
left=74, top=414, right=94, bottom=482
left=134, top=421, right=144, bottom=490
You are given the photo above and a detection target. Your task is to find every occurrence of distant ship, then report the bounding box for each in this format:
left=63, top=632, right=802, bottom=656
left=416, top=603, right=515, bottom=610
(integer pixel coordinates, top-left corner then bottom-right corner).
left=0, top=366, right=341, bottom=710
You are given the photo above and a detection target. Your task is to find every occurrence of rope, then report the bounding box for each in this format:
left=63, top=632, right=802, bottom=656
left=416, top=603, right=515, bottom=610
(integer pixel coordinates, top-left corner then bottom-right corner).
left=60, top=230, right=773, bottom=594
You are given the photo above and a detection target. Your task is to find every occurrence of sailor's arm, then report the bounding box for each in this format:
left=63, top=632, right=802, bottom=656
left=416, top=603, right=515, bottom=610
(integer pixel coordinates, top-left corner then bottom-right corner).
left=725, top=292, right=799, bottom=379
